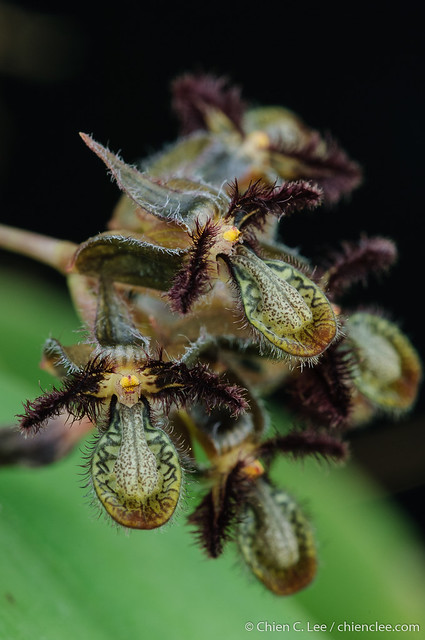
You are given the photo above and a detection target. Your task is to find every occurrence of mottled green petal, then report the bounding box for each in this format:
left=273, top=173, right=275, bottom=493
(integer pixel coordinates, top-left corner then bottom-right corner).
left=346, top=312, right=422, bottom=412
left=237, top=479, right=317, bottom=595
left=228, top=246, right=337, bottom=360
left=71, top=231, right=185, bottom=290
left=91, top=402, right=182, bottom=529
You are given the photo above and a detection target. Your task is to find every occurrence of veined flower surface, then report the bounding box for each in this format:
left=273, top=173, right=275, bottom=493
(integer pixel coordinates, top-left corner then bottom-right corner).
left=91, top=400, right=182, bottom=529
left=222, top=245, right=338, bottom=360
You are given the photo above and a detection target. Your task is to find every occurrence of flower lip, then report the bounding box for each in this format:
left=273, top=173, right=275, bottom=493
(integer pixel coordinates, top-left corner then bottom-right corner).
left=237, top=479, right=317, bottom=595
left=223, top=245, right=338, bottom=360
left=346, top=312, right=422, bottom=412
left=91, top=401, right=182, bottom=530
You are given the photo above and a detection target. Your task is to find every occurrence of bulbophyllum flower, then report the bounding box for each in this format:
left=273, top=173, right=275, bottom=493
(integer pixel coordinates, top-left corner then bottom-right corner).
left=20, top=342, right=184, bottom=529
left=318, top=236, right=421, bottom=419
left=185, top=401, right=347, bottom=595
left=146, top=72, right=363, bottom=206
left=78, top=134, right=338, bottom=363
left=285, top=236, right=422, bottom=429
left=18, top=277, right=248, bottom=530
left=0, top=72, right=422, bottom=599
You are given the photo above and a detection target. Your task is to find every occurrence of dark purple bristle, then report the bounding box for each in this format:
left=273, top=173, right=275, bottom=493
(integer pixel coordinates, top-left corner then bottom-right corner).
left=171, top=73, right=245, bottom=134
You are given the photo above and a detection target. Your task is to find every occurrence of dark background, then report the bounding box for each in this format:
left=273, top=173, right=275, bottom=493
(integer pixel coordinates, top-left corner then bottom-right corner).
left=0, top=2, right=424, bottom=532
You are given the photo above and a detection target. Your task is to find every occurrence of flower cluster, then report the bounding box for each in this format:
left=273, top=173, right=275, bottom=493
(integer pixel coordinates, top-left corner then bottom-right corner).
left=0, top=73, right=421, bottom=596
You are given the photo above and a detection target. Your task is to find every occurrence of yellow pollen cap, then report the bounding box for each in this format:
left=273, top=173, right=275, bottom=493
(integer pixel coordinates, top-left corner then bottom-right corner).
left=243, top=459, right=265, bottom=479
left=223, top=227, right=241, bottom=243
left=247, top=130, right=270, bottom=149
left=120, top=374, right=140, bottom=389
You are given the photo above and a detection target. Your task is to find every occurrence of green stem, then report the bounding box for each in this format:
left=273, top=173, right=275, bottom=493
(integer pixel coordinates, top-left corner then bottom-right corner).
left=0, top=223, right=77, bottom=275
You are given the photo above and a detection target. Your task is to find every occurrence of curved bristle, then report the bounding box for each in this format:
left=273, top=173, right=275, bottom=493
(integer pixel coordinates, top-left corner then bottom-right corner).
left=259, top=428, right=348, bottom=463
left=171, top=73, right=245, bottom=135
left=188, top=462, right=253, bottom=557
left=285, top=342, right=355, bottom=429
left=168, top=218, right=219, bottom=315
left=18, top=355, right=112, bottom=435
left=226, top=179, right=323, bottom=231
left=149, top=360, right=249, bottom=417
left=320, top=236, right=398, bottom=299
left=269, top=131, right=363, bottom=205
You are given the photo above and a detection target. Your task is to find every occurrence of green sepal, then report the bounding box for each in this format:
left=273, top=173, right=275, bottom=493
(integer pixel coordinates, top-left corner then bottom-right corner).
left=41, top=338, right=94, bottom=378
left=80, top=133, right=225, bottom=227
left=146, top=129, right=262, bottom=191
left=146, top=132, right=213, bottom=178
left=94, top=277, right=148, bottom=348
left=71, top=231, right=185, bottom=290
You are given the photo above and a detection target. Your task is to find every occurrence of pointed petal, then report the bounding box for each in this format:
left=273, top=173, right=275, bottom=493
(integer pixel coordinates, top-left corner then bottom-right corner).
left=320, top=236, right=398, bottom=298
left=171, top=73, right=245, bottom=134
left=168, top=218, right=219, bottom=314
left=149, top=359, right=249, bottom=417
left=285, top=342, right=355, bottom=429
left=0, top=414, right=93, bottom=467
left=258, top=429, right=348, bottom=462
left=188, top=462, right=251, bottom=558
left=227, top=179, right=323, bottom=231
left=243, top=107, right=362, bottom=204
left=18, top=355, right=111, bottom=434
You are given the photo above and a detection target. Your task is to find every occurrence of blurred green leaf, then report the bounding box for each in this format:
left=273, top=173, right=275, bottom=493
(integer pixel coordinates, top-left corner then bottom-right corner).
left=1, top=265, right=425, bottom=639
